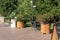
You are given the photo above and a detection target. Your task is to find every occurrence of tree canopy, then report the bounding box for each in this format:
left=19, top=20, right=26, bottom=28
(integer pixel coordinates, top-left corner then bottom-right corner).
left=0, top=0, right=60, bottom=22
left=0, top=0, right=18, bottom=17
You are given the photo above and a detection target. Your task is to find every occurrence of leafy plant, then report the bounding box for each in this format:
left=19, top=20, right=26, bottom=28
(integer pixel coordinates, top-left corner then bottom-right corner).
left=16, top=12, right=24, bottom=21
left=36, top=13, right=54, bottom=23
left=35, top=0, right=60, bottom=23
left=16, top=0, right=32, bottom=22
left=0, top=0, right=18, bottom=17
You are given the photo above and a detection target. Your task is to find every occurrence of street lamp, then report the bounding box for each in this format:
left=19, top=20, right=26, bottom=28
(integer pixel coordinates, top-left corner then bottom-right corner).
left=30, top=0, right=36, bottom=30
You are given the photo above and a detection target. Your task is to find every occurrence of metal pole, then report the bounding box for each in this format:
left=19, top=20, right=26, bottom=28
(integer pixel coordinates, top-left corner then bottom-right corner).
left=30, top=0, right=36, bottom=30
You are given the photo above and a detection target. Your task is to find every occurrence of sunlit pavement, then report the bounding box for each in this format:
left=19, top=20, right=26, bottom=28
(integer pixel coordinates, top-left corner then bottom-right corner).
left=0, top=27, right=51, bottom=40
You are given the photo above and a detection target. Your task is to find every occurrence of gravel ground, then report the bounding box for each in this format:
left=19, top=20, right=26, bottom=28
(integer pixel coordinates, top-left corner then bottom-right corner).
left=0, top=27, right=52, bottom=40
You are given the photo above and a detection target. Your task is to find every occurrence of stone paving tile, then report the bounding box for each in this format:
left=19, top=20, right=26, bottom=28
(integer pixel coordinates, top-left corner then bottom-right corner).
left=0, top=27, right=51, bottom=40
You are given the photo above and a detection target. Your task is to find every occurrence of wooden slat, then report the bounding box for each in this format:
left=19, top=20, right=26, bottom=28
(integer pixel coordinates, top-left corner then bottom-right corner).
left=52, top=24, right=58, bottom=40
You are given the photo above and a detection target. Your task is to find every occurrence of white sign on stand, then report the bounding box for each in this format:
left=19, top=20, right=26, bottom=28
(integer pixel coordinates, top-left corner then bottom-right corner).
left=11, top=19, right=16, bottom=28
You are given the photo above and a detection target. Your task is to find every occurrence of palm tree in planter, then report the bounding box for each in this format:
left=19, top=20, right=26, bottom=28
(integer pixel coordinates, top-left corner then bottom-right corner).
left=36, top=13, right=54, bottom=34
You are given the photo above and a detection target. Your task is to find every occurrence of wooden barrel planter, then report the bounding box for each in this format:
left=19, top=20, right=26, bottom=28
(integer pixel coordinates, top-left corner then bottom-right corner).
left=40, top=23, right=50, bottom=34
left=17, top=21, right=24, bottom=29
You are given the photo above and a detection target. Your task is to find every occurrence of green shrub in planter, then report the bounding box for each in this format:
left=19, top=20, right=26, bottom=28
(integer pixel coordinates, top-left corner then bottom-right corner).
left=16, top=14, right=25, bottom=28
left=36, top=13, right=54, bottom=23
left=36, top=13, right=53, bottom=34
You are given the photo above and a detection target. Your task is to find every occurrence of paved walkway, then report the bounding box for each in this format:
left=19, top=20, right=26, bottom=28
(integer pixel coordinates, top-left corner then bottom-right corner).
left=0, top=27, right=52, bottom=40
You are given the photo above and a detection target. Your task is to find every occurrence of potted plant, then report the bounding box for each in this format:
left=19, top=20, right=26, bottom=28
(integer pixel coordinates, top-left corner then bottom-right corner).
left=36, top=13, right=54, bottom=34
left=16, top=13, right=25, bottom=29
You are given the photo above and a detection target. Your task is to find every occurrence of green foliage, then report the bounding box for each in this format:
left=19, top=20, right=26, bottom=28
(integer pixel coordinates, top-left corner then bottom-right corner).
left=0, top=0, right=18, bottom=17
left=16, top=13, right=24, bottom=21
left=35, top=0, right=60, bottom=23
left=8, top=10, right=16, bottom=19
left=0, top=0, right=60, bottom=23
left=36, top=13, right=53, bottom=23
left=17, top=0, right=32, bottom=22
left=25, top=22, right=32, bottom=27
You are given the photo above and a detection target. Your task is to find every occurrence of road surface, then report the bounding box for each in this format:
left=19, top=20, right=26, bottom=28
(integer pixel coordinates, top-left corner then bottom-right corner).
left=0, top=27, right=51, bottom=40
